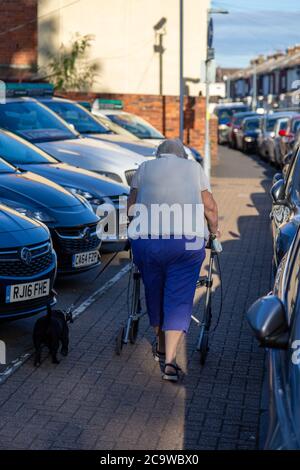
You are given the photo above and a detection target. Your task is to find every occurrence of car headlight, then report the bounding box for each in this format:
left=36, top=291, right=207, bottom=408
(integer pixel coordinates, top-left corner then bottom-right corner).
left=67, top=187, right=105, bottom=207
left=245, top=136, right=254, bottom=142
left=95, top=171, right=123, bottom=183
left=14, top=207, right=55, bottom=223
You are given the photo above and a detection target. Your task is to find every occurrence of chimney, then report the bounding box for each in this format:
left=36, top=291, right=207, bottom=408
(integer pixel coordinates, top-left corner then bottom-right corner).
left=286, top=45, right=300, bottom=56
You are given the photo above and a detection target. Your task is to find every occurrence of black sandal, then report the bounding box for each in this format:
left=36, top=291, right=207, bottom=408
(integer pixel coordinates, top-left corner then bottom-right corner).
left=153, top=342, right=166, bottom=362
left=162, top=363, right=182, bottom=382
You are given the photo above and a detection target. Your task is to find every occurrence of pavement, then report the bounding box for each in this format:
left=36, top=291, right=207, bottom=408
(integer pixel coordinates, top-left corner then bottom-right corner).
left=0, top=145, right=275, bottom=450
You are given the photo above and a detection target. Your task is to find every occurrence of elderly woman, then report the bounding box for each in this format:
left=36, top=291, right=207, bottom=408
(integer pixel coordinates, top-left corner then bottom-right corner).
left=128, top=139, right=219, bottom=382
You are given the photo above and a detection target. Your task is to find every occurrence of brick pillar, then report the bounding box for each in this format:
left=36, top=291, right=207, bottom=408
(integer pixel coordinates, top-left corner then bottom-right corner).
left=0, top=0, right=38, bottom=80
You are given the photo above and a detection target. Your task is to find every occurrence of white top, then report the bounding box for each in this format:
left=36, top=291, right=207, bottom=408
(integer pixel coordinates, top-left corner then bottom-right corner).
left=129, top=154, right=211, bottom=239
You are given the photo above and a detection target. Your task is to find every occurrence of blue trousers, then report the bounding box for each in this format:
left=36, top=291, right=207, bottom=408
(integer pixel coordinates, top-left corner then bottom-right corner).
left=131, top=237, right=205, bottom=332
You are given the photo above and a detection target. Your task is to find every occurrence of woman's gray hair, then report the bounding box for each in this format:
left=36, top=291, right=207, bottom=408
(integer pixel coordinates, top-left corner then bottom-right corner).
left=156, top=138, right=188, bottom=159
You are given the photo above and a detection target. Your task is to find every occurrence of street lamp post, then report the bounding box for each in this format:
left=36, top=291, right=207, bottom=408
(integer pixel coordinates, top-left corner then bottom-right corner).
left=204, top=8, right=228, bottom=180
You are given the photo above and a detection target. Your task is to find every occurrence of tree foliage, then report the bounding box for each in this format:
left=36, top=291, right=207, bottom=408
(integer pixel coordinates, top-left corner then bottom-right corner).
left=47, top=34, right=100, bottom=91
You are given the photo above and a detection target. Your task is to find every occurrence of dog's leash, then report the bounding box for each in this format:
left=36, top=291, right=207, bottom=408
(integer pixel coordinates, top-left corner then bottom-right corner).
left=54, top=250, right=121, bottom=314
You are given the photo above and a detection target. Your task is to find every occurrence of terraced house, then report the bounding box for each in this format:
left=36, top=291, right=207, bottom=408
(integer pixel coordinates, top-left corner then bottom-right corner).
left=227, top=44, right=300, bottom=110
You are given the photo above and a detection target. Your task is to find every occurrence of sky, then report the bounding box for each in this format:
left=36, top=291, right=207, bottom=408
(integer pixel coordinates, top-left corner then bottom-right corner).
left=211, top=0, right=300, bottom=68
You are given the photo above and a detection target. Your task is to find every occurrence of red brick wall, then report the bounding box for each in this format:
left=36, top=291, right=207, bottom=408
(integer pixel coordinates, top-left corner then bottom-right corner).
left=0, top=0, right=37, bottom=79
left=58, top=91, right=218, bottom=165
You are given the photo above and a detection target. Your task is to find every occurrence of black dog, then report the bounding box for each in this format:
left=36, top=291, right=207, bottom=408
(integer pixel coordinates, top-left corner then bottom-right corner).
left=33, top=304, right=73, bottom=367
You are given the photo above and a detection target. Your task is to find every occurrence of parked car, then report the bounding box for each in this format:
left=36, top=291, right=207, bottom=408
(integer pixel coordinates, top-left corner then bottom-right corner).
left=270, top=145, right=300, bottom=272
left=267, top=117, right=291, bottom=166
left=228, top=111, right=258, bottom=149
left=40, top=97, right=158, bottom=158
left=235, top=115, right=261, bottom=153
left=0, top=204, right=56, bottom=320
left=95, top=113, right=140, bottom=139
left=91, top=104, right=201, bottom=162
left=247, top=225, right=300, bottom=449
left=0, top=84, right=148, bottom=186
left=0, top=157, right=101, bottom=275
left=278, top=114, right=300, bottom=165
left=92, top=107, right=164, bottom=144
left=77, top=101, right=92, bottom=112
left=0, top=129, right=129, bottom=252
left=257, top=112, right=296, bottom=163
left=214, top=103, right=249, bottom=144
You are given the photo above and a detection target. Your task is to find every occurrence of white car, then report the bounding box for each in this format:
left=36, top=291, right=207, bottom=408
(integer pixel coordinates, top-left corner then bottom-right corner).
left=0, top=94, right=147, bottom=186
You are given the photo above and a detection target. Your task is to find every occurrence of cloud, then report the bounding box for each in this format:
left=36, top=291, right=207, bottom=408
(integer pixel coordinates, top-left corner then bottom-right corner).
left=214, top=9, right=300, bottom=67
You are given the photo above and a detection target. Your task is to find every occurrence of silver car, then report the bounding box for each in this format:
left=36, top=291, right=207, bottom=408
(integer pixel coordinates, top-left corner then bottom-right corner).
left=39, top=97, right=158, bottom=158
left=257, top=112, right=297, bottom=163
left=92, top=107, right=198, bottom=161
left=0, top=97, right=147, bottom=186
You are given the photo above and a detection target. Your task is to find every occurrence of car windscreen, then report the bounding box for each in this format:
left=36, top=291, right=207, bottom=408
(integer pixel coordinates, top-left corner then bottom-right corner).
left=217, top=107, right=248, bottom=120
left=0, top=131, right=58, bottom=165
left=45, top=101, right=110, bottom=134
left=234, top=113, right=257, bottom=125
left=278, top=120, right=288, bottom=131
left=292, top=120, right=300, bottom=133
left=244, top=119, right=260, bottom=130
left=266, top=118, right=277, bottom=132
left=107, top=113, right=164, bottom=139
left=96, top=115, right=135, bottom=138
left=0, top=101, right=77, bottom=143
left=0, top=157, right=17, bottom=173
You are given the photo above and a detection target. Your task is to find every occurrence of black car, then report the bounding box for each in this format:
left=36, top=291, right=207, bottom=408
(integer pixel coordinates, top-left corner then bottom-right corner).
left=0, top=157, right=101, bottom=275
left=228, top=111, right=258, bottom=149
left=0, top=129, right=129, bottom=252
left=235, top=116, right=261, bottom=153
left=214, top=103, right=249, bottom=144
left=0, top=205, right=56, bottom=320
left=247, top=225, right=300, bottom=449
left=270, top=145, right=300, bottom=273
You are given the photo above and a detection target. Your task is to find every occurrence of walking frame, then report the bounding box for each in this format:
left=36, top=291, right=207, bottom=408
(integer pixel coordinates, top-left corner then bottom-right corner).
left=115, top=236, right=222, bottom=365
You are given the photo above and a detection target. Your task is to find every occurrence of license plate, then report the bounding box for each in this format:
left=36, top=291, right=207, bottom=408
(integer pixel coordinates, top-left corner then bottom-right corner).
left=72, top=250, right=99, bottom=268
left=6, top=279, right=50, bottom=304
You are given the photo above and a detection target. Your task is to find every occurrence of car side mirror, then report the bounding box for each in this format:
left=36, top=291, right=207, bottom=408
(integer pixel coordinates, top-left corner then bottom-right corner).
left=270, top=179, right=285, bottom=204
left=272, top=172, right=283, bottom=185
left=247, top=295, right=289, bottom=349
left=283, top=150, right=293, bottom=167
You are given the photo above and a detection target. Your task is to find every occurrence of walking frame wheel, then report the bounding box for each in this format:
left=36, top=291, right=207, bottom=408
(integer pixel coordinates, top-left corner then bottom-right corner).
left=198, top=329, right=209, bottom=365
left=115, top=326, right=125, bottom=355
left=129, top=317, right=140, bottom=344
